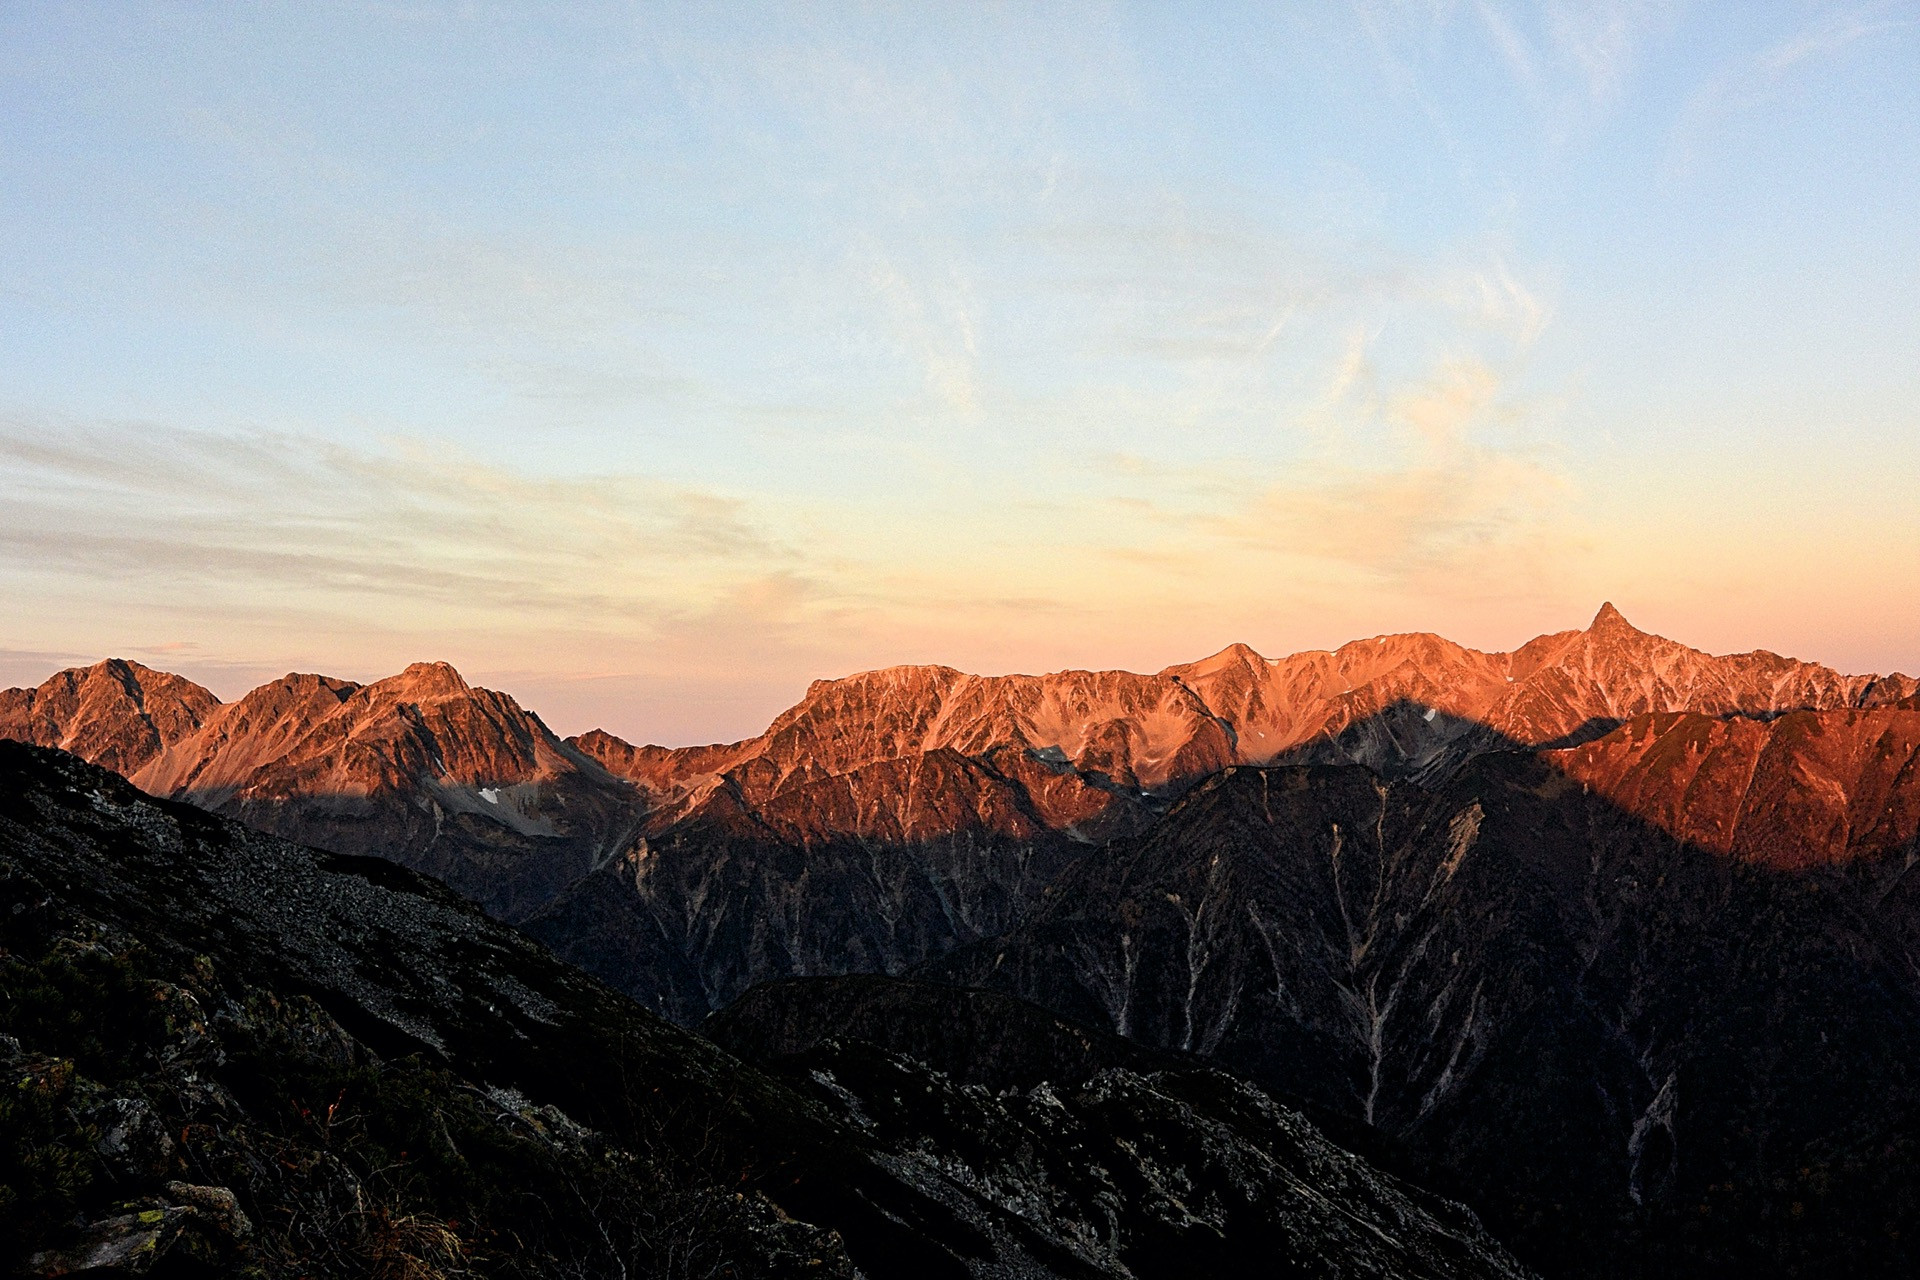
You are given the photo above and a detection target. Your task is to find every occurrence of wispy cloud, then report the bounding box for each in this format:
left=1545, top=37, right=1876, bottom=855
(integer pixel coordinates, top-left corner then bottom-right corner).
left=1756, top=3, right=1915, bottom=73
left=1367, top=0, right=1677, bottom=144
left=0, top=417, right=795, bottom=623
left=1672, top=3, right=1918, bottom=170
left=1543, top=0, right=1678, bottom=103
left=865, top=253, right=981, bottom=415
left=1210, top=355, right=1567, bottom=582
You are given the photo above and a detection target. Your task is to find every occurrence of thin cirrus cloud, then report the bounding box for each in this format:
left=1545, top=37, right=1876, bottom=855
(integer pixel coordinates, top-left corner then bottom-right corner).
left=0, top=417, right=793, bottom=623
left=1092, top=350, right=1572, bottom=596
left=1669, top=3, right=1919, bottom=171
left=1471, top=0, right=1679, bottom=103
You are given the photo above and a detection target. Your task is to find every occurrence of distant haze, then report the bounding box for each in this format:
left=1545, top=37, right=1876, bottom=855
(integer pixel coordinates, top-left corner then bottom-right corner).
left=1, top=3, right=1916, bottom=744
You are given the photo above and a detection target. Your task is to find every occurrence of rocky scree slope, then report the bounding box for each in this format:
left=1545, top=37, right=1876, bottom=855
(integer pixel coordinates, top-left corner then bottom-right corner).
left=927, top=727, right=1920, bottom=1280
left=0, top=740, right=1535, bottom=1280
left=704, top=975, right=1531, bottom=1280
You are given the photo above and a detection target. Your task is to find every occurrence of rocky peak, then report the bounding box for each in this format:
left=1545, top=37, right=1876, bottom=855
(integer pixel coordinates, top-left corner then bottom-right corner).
left=0, top=659, right=219, bottom=777
left=1587, top=600, right=1637, bottom=636
left=0, top=659, right=650, bottom=923
left=10, top=609, right=1916, bottom=927
left=375, top=659, right=474, bottom=700
left=1169, top=642, right=1270, bottom=680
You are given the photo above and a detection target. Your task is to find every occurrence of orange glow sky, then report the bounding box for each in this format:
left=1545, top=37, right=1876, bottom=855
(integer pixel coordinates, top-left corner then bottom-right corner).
left=2, top=5, right=1917, bottom=744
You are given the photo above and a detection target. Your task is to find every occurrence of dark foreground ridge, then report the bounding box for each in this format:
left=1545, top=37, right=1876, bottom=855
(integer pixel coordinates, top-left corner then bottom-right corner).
left=0, top=741, right=1531, bottom=1280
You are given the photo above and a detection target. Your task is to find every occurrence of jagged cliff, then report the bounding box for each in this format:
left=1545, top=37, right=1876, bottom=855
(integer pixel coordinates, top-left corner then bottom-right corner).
left=574, top=603, right=1916, bottom=826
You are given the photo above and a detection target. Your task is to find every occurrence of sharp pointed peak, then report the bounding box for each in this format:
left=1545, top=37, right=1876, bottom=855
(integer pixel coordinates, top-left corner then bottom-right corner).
left=1589, top=602, right=1638, bottom=633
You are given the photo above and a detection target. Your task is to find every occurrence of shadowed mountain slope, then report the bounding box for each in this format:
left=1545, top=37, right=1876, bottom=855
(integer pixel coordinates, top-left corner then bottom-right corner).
left=13, top=607, right=1908, bottom=1029
left=702, top=975, right=1530, bottom=1280
left=8, top=618, right=1920, bottom=1277
left=704, top=974, right=1199, bottom=1093
left=529, top=636, right=1920, bottom=1025
left=5, top=608, right=1910, bottom=930
left=0, top=740, right=1533, bottom=1280
left=924, top=741, right=1920, bottom=1280
left=7, top=613, right=1919, bottom=1043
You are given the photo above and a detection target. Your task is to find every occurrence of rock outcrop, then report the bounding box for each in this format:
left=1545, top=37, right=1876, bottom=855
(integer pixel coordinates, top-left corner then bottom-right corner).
left=6, top=612, right=1916, bottom=1023
left=573, top=603, right=1914, bottom=838
left=1544, top=706, right=1920, bottom=867
left=531, top=606, right=1917, bottom=1018
left=1164, top=603, right=1914, bottom=779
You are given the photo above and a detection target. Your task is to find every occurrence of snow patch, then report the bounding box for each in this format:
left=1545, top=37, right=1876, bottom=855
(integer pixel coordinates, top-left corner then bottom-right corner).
left=478, top=787, right=500, bottom=804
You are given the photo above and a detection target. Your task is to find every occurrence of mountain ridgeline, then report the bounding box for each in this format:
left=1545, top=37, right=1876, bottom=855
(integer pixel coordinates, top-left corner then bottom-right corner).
left=6, top=606, right=1920, bottom=1278
left=5, top=605, right=1913, bottom=1018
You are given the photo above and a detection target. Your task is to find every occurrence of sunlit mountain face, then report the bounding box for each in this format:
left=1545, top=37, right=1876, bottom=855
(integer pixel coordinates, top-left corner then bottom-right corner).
left=7, top=607, right=1920, bottom=1278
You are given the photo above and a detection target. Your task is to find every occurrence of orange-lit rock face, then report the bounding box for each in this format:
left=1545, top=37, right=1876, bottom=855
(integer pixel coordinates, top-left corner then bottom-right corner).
left=1168, top=603, right=1914, bottom=763
left=133, top=661, right=580, bottom=805
left=0, top=659, right=219, bottom=777
left=8, top=606, right=1918, bottom=873
left=1548, top=708, right=1920, bottom=868
left=571, top=603, right=1916, bottom=852
left=572, top=662, right=1239, bottom=843
left=2, top=658, right=642, bottom=921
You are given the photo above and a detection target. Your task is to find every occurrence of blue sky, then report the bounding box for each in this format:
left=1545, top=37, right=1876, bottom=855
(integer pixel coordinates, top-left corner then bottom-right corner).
left=2, top=2, right=1916, bottom=743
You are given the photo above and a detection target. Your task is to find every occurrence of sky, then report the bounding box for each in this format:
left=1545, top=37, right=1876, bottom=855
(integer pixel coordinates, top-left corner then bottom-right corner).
left=1, top=1, right=1917, bottom=745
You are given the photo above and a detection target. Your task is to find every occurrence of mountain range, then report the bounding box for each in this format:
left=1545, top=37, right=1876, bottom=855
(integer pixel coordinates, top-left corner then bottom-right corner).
left=7, top=605, right=1912, bottom=1011
left=6, top=605, right=1920, bottom=1277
